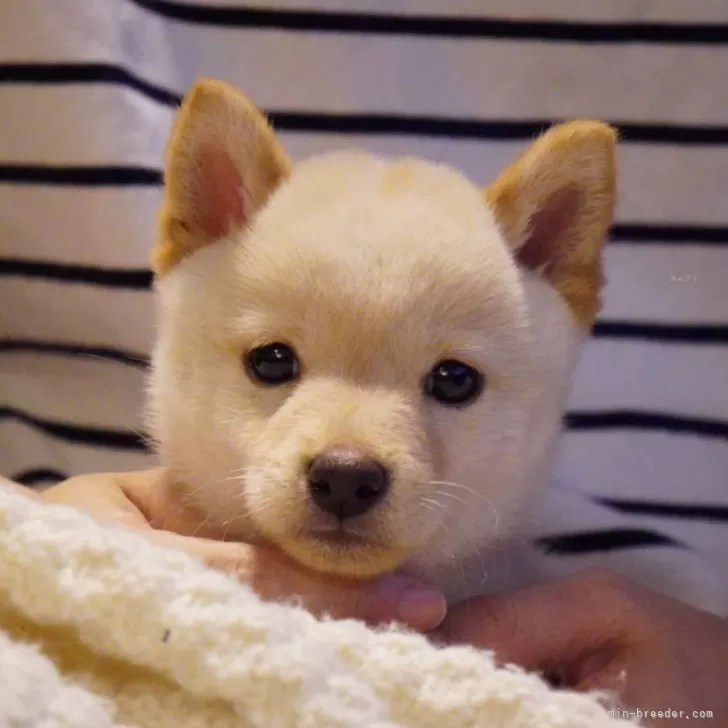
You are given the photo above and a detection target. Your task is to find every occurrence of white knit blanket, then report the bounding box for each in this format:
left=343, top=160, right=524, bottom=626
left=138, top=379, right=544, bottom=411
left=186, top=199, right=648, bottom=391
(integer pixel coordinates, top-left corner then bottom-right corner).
left=0, top=486, right=638, bottom=728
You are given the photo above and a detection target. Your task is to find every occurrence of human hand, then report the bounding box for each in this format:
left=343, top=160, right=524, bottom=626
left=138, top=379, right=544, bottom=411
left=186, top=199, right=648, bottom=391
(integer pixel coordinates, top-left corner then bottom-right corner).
left=434, top=569, right=728, bottom=726
left=33, top=469, right=446, bottom=630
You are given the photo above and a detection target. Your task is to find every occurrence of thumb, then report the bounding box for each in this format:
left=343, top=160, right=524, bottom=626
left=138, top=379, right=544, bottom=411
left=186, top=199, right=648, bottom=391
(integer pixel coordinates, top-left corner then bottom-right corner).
left=145, top=530, right=447, bottom=631
left=436, top=570, right=633, bottom=675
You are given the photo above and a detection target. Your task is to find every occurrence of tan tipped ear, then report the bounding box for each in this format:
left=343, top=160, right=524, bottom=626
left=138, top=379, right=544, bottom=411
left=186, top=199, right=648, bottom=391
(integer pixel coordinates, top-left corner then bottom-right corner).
left=484, top=121, right=617, bottom=326
left=153, top=78, right=291, bottom=274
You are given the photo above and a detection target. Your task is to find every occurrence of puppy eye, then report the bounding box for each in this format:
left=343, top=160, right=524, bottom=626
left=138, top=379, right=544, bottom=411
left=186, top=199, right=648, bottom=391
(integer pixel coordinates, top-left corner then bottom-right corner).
left=423, top=359, right=484, bottom=406
left=246, top=343, right=299, bottom=385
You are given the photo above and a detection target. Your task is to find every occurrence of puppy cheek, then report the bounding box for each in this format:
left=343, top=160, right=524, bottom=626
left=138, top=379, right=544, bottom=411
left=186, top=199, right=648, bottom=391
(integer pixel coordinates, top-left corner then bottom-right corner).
left=435, top=421, right=531, bottom=545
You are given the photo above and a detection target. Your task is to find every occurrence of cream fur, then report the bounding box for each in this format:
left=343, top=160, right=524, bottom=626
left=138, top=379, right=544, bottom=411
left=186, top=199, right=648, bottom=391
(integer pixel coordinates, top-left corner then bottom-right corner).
left=149, top=79, right=616, bottom=604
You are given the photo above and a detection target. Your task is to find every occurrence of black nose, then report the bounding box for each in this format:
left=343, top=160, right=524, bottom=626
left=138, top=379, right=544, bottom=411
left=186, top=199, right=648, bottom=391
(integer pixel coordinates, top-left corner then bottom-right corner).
left=307, top=449, right=390, bottom=520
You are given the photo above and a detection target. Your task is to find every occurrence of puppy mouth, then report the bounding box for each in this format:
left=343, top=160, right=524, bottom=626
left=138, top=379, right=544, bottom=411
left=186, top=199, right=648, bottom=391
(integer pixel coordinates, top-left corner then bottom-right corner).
left=304, top=524, right=375, bottom=547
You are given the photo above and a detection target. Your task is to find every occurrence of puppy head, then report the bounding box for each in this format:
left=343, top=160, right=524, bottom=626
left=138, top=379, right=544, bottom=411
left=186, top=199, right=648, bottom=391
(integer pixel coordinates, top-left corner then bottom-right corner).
left=149, top=79, right=616, bottom=584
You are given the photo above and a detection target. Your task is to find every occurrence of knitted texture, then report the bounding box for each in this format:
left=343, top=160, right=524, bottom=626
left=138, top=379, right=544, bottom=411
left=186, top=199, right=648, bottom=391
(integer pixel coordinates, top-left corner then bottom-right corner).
left=0, top=487, right=638, bottom=728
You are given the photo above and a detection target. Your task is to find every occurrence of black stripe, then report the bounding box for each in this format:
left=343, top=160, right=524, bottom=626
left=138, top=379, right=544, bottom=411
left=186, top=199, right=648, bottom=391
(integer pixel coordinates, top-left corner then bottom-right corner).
left=13, top=468, right=67, bottom=487
left=566, top=411, right=728, bottom=440
left=1, top=260, right=725, bottom=329
left=0, top=407, right=149, bottom=451
left=611, top=224, right=728, bottom=245
left=596, top=497, right=728, bottom=522
left=537, top=528, right=681, bottom=555
left=0, top=165, right=161, bottom=187
left=0, top=340, right=149, bottom=369
left=592, top=322, right=728, bottom=344
left=3, top=111, right=724, bottom=147
left=3, top=63, right=728, bottom=148
left=270, top=112, right=728, bottom=145
left=0, top=62, right=180, bottom=107
left=128, top=1, right=728, bottom=45
left=0, top=259, right=152, bottom=288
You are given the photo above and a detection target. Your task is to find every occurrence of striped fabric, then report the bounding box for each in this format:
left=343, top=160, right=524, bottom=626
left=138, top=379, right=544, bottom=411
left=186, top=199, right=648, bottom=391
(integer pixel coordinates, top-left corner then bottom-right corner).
left=1, top=0, right=727, bottom=613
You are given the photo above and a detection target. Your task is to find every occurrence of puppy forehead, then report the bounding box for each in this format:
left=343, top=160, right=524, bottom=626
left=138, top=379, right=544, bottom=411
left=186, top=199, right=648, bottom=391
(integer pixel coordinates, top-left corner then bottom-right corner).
left=239, top=153, right=522, bottom=323
left=265, top=152, right=495, bottom=249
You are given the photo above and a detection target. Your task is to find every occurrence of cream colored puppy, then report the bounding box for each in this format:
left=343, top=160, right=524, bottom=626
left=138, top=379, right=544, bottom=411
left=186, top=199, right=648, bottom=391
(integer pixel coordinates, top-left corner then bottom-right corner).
left=148, top=79, right=616, bottom=604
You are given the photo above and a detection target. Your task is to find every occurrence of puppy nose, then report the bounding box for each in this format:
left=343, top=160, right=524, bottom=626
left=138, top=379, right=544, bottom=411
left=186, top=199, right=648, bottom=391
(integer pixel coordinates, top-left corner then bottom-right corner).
left=307, top=449, right=390, bottom=520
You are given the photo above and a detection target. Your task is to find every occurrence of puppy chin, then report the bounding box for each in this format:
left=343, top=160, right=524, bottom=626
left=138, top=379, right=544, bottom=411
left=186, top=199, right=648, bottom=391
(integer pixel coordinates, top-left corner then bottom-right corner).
left=266, top=530, right=408, bottom=579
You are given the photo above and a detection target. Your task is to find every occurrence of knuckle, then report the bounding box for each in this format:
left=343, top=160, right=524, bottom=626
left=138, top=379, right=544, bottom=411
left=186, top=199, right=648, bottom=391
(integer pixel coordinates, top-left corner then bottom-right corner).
left=475, top=596, right=521, bottom=649
left=578, top=568, right=648, bottom=633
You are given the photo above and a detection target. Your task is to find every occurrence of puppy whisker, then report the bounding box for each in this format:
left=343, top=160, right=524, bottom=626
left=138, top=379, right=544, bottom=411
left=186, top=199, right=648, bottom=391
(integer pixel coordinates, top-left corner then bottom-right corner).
left=427, top=480, right=500, bottom=534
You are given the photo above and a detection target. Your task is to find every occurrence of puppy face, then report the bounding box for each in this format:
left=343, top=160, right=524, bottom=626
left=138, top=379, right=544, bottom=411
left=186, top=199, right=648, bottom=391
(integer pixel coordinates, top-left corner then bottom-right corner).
left=149, top=80, right=616, bottom=595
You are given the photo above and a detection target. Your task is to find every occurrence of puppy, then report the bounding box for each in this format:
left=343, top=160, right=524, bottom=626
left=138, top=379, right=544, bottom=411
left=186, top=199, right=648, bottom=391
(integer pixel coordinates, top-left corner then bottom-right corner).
left=148, top=79, right=616, bottom=604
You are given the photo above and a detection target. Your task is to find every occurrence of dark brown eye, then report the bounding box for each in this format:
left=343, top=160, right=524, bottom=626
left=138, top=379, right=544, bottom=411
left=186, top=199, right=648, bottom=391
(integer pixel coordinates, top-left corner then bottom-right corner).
left=246, top=343, right=299, bottom=385
left=423, top=359, right=484, bottom=406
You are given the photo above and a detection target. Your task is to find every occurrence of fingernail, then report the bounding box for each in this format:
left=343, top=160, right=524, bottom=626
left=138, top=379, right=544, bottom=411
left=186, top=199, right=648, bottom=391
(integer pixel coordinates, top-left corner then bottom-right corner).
left=396, top=584, right=447, bottom=629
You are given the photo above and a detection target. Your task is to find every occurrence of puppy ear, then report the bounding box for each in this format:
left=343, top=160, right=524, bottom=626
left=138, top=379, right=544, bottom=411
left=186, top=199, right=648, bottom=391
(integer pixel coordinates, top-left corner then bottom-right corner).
left=484, top=121, right=617, bottom=326
left=154, top=79, right=291, bottom=274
